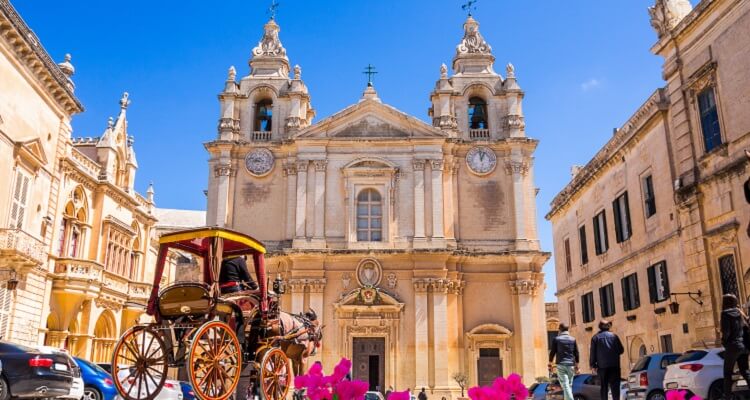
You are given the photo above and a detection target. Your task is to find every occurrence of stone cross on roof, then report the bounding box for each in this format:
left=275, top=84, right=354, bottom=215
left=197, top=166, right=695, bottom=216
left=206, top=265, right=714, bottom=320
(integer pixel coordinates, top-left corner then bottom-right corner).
left=461, top=0, right=477, bottom=16
left=267, top=0, right=280, bottom=20
left=363, top=64, right=378, bottom=87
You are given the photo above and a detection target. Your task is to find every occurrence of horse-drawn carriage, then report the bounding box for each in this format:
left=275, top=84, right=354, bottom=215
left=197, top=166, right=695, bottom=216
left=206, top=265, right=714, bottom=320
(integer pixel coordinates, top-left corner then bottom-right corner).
left=111, top=228, right=321, bottom=400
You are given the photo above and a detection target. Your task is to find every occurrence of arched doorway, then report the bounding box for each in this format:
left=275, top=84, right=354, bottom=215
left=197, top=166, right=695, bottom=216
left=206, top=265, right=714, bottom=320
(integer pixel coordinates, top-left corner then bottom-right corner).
left=91, top=311, right=117, bottom=363
left=629, top=336, right=647, bottom=367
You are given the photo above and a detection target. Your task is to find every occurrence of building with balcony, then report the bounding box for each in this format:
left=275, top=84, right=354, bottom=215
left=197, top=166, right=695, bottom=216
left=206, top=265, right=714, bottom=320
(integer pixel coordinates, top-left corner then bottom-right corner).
left=0, top=0, right=83, bottom=343
left=547, top=0, right=750, bottom=370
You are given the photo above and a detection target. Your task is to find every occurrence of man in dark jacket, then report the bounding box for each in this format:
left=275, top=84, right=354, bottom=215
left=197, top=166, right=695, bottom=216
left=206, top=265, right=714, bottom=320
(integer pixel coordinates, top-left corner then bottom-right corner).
left=418, top=388, right=427, bottom=400
left=590, top=320, right=624, bottom=400
left=218, top=256, right=258, bottom=294
left=549, top=323, right=579, bottom=400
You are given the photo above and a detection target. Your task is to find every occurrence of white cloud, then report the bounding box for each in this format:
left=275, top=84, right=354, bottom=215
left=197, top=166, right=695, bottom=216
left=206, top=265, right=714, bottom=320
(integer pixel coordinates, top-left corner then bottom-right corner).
left=580, top=78, right=601, bottom=91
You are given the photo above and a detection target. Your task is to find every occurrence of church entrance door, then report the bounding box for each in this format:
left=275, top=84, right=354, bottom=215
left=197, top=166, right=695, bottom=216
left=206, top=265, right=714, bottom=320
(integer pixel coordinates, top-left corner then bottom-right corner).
left=353, top=337, right=385, bottom=393
left=477, top=348, right=502, bottom=386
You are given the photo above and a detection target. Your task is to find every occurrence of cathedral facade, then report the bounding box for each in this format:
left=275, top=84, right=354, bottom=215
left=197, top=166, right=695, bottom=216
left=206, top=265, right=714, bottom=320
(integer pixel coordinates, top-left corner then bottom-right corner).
left=205, top=15, right=549, bottom=393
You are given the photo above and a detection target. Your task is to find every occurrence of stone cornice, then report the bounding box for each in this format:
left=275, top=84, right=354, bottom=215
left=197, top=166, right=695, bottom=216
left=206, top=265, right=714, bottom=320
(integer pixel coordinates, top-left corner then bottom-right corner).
left=547, top=89, right=669, bottom=219
left=0, top=0, right=83, bottom=114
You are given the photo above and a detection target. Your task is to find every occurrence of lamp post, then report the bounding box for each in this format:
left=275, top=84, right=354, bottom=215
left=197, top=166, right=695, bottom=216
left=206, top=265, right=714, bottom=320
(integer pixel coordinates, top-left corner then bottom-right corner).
left=668, top=290, right=703, bottom=314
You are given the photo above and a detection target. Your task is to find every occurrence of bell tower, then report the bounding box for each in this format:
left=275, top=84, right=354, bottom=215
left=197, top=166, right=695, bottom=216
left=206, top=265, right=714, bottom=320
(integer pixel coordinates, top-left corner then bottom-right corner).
left=428, top=15, right=525, bottom=140
left=216, top=17, right=315, bottom=143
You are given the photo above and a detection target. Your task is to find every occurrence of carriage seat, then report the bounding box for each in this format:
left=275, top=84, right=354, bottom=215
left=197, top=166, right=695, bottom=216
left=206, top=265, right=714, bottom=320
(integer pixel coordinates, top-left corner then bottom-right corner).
left=158, top=282, right=211, bottom=320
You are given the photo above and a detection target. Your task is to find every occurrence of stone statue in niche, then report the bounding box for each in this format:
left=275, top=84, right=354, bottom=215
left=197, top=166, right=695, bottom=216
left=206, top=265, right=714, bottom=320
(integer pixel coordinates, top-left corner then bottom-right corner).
left=342, top=272, right=352, bottom=290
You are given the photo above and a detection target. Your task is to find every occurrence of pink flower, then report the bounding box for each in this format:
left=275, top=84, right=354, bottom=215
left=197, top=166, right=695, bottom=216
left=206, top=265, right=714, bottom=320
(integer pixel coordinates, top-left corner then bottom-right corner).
left=505, top=374, right=528, bottom=399
left=665, top=390, right=701, bottom=400
left=335, top=380, right=369, bottom=400
left=468, top=374, right=528, bottom=400
left=328, top=358, right=353, bottom=385
left=387, top=390, right=411, bottom=400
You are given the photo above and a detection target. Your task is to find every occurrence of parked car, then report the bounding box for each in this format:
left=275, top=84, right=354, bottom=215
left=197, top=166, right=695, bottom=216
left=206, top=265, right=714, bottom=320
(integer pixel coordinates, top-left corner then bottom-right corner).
left=115, top=369, right=183, bottom=400
left=528, top=382, right=549, bottom=400
left=0, top=340, right=74, bottom=399
left=663, top=348, right=725, bottom=400
left=365, top=391, right=385, bottom=400
left=179, top=381, right=195, bottom=400
left=626, top=352, right=680, bottom=400
left=96, top=363, right=111, bottom=374
left=546, top=373, right=627, bottom=400
left=75, top=357, right=117, bottom=400
left=34, top=346, right=83, bottom=400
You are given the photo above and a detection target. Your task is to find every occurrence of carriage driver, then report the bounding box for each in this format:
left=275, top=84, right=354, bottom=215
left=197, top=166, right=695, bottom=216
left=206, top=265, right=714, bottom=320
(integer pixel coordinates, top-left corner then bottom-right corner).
left=218, top=255, right=259, bottom=294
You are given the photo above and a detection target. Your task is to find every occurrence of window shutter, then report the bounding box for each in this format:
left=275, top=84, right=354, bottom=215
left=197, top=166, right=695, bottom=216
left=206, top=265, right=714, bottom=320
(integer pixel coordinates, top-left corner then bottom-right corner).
left=624, top=192, right=632, bottom=238
left=613, top=199, right=622, bottom=243
left=647, top=265, right=657, bottom=304
left=661, top=262, right=671, bottom=300
left=593, top=217, right=601, bottom=254
left=599, top=287, right=606, bottom=317
left=621, top=278, right=628, bottom=310
left=633, top=273, right=640, bottom=308
left=602, top=213, right=609, bottom=250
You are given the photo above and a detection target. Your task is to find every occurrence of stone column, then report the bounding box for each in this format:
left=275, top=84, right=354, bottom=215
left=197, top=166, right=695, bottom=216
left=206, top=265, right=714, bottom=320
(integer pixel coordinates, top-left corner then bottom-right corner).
left=46, top=330, right=68, bottom=348
left=430, top=160, right=445, bottom=239
left=313, top=161, right=327, bottom=241
left=509, top=277, right=540, bottom=384
left=505, top=159, right=529, bottom=240
left=413, top=160, right=426, bottom=241
left=432, top=280, right=450, bottom=389
left=295, top=161, right=309, bottom=239
left=414, top=279, right=430, bottom=388
left=283, top=163, right=298, bottom=240
left=289, top=279, right=306, bottom=314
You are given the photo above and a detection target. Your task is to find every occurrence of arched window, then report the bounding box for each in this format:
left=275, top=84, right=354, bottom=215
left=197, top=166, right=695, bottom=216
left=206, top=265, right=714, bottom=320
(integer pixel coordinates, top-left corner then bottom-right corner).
left=254, top=99, right=273, bottom=132
left=468, top=97, right=488, bottom=130
left=356, top=189, right=382, bottom=242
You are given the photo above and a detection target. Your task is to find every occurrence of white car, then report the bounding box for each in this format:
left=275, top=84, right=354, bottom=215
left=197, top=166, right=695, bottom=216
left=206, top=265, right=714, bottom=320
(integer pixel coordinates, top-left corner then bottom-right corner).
left=365, top=392, right=385, bottom=400
left=115, top=369, right=183, bottom=400
left=34, top=346, right=84, bottom=400
left=663, top=348, right=725, bottom=400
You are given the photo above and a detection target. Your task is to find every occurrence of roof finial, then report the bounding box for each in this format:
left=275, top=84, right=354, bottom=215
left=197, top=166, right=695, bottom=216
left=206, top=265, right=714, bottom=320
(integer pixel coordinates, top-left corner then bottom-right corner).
left=440, top=63, right=448, bottom=79
left=146, top=181, right=154, bottom=203
left=293, top=64, right=301, bottom=80
left=506, top=63, right=515, bottom=79
left=461, top=0, right=477, bottom=17
left=119, top=92, right=130, bottom=110
left=58, top=53, right=75, bottom=77
left=363, top=64, right=378, bottom=87
left=227, top=65, right=236, bottom=81
left=107, top=117, right=114, bottom=129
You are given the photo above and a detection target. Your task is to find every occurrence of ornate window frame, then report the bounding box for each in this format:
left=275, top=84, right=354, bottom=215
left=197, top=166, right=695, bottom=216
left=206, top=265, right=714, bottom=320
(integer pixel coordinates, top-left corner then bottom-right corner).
left=342, top=158, right=399, bottom=249
left=686, top=62, right=727, bottom=158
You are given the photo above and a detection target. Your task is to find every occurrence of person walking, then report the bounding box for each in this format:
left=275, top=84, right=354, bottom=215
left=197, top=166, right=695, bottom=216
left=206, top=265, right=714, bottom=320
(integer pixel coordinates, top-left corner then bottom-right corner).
left=590, top=319, right=624, bottom=400
left=418, top=388, right=427, bottom=400
left=721, top=293, right=750, bottom=399
left=549, top=322, right=580, bottom=400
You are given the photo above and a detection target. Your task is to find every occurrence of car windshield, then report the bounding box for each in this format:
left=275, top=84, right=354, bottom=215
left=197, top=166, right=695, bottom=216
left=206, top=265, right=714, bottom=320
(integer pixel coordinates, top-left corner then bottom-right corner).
left=632, top=356, right=651, bottom=372
left=675, top=350, right=708, bottom=363
left=365, top=394, right=380, bottom=400
left=77, top=358, right=109, bottom=375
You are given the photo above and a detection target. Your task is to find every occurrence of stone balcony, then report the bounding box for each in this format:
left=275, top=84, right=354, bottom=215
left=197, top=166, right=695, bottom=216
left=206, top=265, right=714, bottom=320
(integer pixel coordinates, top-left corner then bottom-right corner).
left=252, top=131, right=272, bottom=141
left=52, top=259, right=151, bottom=306
left=469, top=129, right=490, bottom=139
left=0, top=228, right=47, bottom=269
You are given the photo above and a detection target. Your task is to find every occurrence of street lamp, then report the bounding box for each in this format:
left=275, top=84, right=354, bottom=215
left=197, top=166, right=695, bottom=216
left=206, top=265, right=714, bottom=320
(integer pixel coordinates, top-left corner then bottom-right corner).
left=668, top=290, right=703, bottom=314
left=1, top=269, right=19, bottom=291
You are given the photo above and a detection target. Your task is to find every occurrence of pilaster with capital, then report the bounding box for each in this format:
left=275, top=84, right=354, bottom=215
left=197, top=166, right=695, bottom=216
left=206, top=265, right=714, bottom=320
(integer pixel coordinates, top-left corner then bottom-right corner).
left=413, top=278, right=430, bottom=388
left=313, top=160, right=327, bottom=240
left=509, top=275, right=542, bottom=381
left=430, top=160, right=445, bottom=239
left=505, top=158, right=530, bottom=240
left=413, top=160, right=426, bottom=239
left=283, top=162, right=298, bottom=239
left=295, top=161, right=309, bottom=239
left=288, top=279, right=307, bottom=314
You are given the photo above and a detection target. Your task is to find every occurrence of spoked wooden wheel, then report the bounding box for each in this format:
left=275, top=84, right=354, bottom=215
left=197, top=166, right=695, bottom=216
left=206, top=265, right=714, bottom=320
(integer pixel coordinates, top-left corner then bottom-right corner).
left=260, top=348, right=292, bottom=400
left=187, top=321, right=242, bottom=400
left=112, top=326, right=168, bottom=400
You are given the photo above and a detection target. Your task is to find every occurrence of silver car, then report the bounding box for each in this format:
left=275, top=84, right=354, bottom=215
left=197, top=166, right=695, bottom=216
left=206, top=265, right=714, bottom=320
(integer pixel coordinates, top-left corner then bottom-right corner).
left=626, top=353, right=680, bottom=400
left=546, top=374, right=627, bottom=400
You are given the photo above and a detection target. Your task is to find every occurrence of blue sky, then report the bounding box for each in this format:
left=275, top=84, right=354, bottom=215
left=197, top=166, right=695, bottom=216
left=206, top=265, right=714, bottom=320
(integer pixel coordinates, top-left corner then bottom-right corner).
left=16, top=1, right=681, bottom=301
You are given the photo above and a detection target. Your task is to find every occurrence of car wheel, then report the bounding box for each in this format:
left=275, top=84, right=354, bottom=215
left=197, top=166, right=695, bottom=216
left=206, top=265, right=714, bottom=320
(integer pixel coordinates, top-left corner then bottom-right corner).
left=0, top=375, right=9, bottom=400
left=708, top=381, right=724, bottom=400
left=647, top=390, right=666, bottom=400
left=574, top=395, right=585, bottom=400
left=83, top=386, right=102, bottom=400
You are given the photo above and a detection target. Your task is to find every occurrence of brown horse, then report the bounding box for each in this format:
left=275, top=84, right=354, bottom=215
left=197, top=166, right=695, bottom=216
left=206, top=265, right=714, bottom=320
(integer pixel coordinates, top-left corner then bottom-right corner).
left=276, top=309, right=323, bottom=376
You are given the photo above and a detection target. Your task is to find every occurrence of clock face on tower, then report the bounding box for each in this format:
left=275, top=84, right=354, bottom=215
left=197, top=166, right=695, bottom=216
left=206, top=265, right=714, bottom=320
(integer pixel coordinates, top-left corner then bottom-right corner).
left=245, top=148, right=275, bottom=176
left=466, top=146, right=497, bottom=175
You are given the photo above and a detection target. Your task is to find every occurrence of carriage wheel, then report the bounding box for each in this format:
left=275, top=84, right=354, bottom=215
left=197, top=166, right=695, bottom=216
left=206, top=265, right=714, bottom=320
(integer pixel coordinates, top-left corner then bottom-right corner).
left=187, top=321, right=242, bottom=400
left=111, top=326, right=168, bottom=400
left=260, top=348, right=292, bottom=400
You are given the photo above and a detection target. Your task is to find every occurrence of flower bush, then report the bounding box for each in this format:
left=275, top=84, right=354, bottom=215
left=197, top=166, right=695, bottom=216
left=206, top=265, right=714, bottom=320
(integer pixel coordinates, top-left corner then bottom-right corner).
left=665, top=390, right=701, bottom=400
left=294, top=358, right=369, bottom=400
left=466, top=374, right=529, bottom=400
